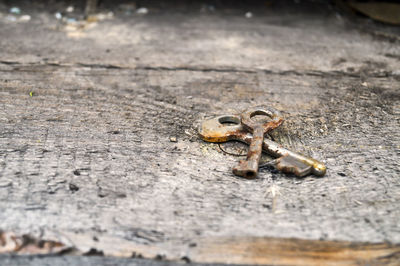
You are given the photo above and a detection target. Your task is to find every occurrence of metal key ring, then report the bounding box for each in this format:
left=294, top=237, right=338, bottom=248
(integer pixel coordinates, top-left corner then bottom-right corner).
left=198, top=114, right=243, bottom=142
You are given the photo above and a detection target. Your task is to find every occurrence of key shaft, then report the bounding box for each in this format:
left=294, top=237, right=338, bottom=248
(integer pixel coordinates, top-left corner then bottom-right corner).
left=232, top=108, right=282, bottom=178
left=233, top=126, right=265, bottom=178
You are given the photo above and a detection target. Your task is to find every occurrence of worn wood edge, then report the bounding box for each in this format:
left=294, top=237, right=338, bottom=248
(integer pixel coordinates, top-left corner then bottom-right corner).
left=190, top=237, right=400, bottom=265
left=1, top=231, right=399, bottom=265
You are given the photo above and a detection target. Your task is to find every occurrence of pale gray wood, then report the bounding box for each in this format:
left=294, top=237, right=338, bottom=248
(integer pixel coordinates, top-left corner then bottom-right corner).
left=0, top=0, right=399, bottom=264
left=0, top=255, right=226, bottom=266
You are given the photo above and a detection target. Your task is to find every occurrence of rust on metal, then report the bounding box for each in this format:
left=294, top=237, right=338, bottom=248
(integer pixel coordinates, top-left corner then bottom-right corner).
left=199, top=107, right=326, bottom=178
left=232, top=107, right=283, bottom=178
left=274, top=155, right=312, bottom=177
left=198, top=115, right=243, bottom=143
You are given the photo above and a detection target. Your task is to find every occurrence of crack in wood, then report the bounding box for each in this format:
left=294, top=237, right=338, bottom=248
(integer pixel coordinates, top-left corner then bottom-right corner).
left=0, top=61, right=398, bottom=79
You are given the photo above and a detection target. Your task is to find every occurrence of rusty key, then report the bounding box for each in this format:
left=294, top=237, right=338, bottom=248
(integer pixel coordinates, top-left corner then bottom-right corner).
left=199, top=112, right=326, bottom=178
left=232, top=107, right=283, bottom=179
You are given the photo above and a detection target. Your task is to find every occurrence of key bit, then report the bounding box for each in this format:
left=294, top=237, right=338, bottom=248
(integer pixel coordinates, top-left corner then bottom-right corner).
left=261, top=138, right=326, bottom=177
left=264, top=155, right=313, bottom=177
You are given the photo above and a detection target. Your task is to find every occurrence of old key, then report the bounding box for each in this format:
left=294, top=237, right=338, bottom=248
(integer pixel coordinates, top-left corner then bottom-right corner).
left=232, top=107, right=283, bottom=178
left=199, top=108, right=326, bottom=178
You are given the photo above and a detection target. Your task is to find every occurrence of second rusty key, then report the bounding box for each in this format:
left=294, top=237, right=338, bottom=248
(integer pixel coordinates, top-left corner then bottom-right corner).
left=232, top=107, right=283, bottom=178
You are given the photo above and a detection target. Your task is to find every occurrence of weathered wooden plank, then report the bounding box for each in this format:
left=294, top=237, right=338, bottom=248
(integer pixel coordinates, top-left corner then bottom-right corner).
left=0, top=61, right=399, bottom=264
left=2, top=231, right=400, bottom=265
left=0, top=1, right=399, bottom=265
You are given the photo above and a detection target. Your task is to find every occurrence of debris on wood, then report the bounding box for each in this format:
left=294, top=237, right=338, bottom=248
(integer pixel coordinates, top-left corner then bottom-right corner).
left=0, top=231, right=72, bottom=255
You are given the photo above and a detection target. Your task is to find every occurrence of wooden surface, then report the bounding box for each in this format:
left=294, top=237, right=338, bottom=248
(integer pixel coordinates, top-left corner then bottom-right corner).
left=0, top=0, right=399, bottom=265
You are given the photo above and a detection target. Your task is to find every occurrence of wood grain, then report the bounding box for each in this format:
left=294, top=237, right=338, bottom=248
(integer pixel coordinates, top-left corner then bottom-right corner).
left=0, top=1, right=399, bottom=265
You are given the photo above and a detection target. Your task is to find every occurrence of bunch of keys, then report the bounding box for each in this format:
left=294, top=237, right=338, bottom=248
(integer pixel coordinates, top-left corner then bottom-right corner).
left=199, top=107, right=326, bottom=178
